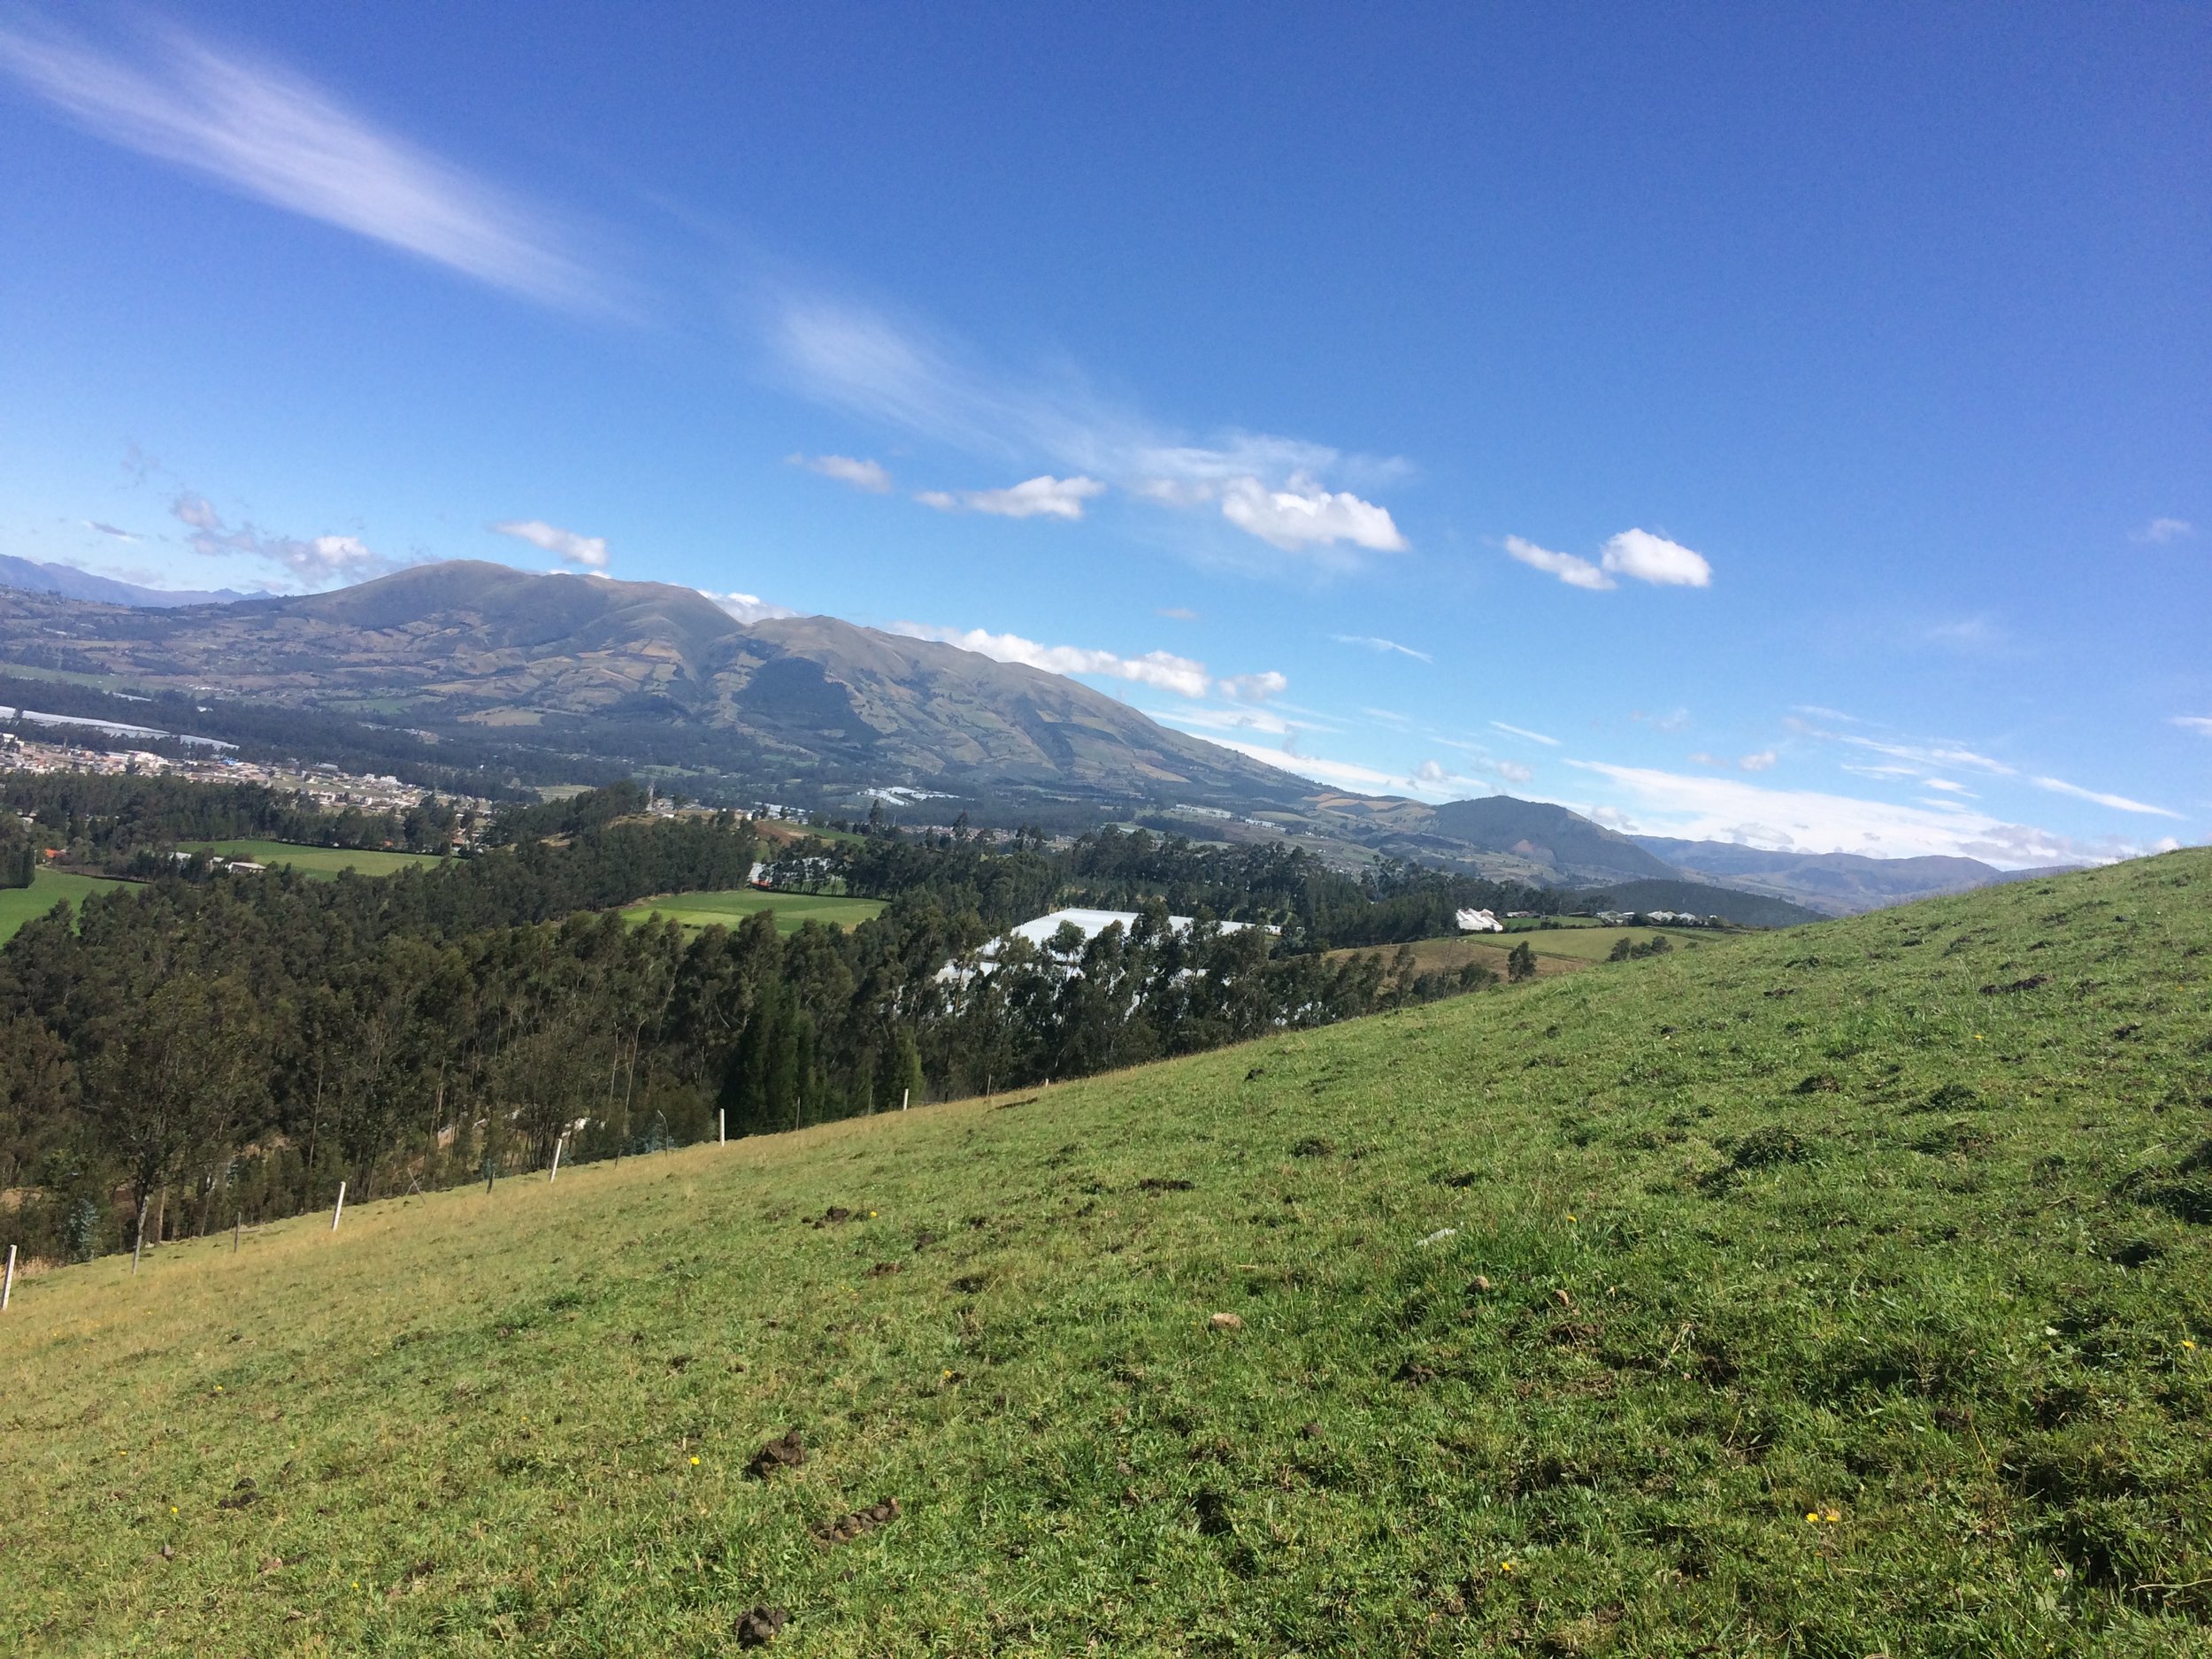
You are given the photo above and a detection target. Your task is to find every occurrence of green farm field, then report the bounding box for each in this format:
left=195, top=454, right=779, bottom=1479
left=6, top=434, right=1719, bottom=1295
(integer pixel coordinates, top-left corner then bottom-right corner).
left=0, top=865, right=127, bottom=943
left=4, top=851, right=2208, bottom=1654
left=190, top=839, right=449, bottom=879
left=620, top=887, right=886, bottom=935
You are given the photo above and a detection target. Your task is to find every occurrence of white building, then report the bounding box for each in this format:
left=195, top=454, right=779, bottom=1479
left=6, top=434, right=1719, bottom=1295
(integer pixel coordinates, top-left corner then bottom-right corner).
left=1455, top=907, right=1505, bottom=933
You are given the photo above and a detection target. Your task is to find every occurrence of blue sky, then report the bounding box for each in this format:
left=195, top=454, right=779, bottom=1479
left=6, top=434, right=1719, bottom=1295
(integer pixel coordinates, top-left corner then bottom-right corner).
left=0, top=3, right=2205, bottom=864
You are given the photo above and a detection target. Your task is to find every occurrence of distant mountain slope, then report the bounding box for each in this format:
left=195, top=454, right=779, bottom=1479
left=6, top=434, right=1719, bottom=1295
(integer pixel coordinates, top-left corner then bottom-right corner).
left=1571, top=876, right=1825, bottom=929
left=1424, top=795, right=1682, bottom=885
left=0, top=554, right=245, bottom=608
left=0, top=562, right=1312, bottom=810
left=1632, top=835, right=2078, bottom=917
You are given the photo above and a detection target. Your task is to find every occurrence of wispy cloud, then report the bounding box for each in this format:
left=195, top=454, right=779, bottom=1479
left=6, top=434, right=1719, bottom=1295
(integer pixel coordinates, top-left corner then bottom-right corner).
left=0, top=19, right=605, bottom=311
left=766, top=295, right=1409, bottom=567
left=892, top=620, right=1282, bottom=703
left=702, top=589, right=795, bottom=625
left=1503, top=534, right=1611, bottom=590
left=1333, top=634, right=1432, bottom=663
left=2028, top=776, right=2180, bottom=818
left=1694, top=749, right=1778, bottom=772
left=1156, top=606, right=1199, bottom=621
left=1490, top=720, right=1561, bottom=747
left=790, top=453, right=892, bottom=494
left=2132, top=517, right=2193, bottom=545
left=171, top=490, right=398, bottom=585
left=491, top=518, right=609, bottom=570
left=1503, top=529, right=1713, bottom=590
left=1563, top=760, right=2139, bottom=868
left=916, top=475, right=1103, bottom=521
left=85, top=520, right=139, bottom=541
left=1187, top=731, right=1480, bottom=800
left=2173, top=715, right=2212, bottom=737
left=1219, top=671, right=1288, bottom=703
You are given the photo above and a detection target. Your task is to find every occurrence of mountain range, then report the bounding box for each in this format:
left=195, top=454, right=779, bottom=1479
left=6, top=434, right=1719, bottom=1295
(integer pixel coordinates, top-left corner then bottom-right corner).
left=0, top=558, right=2049, bottom=920
left=0, top=553, right=248, bottom=608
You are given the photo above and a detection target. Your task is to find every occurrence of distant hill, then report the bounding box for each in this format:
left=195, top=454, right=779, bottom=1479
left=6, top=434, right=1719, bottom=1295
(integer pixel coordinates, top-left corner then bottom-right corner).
left=1422, top=795, right=1682, bottom=886
left=1569, top=875, right=1825, bottom=929
left=1632, top=835, right=2081, bottom=917
left=0, top=554, right=246, bottom=608
left=0, top=562, right=1316, bottom=811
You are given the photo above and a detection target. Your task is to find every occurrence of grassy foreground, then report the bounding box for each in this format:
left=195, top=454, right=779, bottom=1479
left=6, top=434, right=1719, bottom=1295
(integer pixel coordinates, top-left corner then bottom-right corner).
left=4, top=851, right=2209, bottom=1655
left=619, top=887, right=887, bottom=935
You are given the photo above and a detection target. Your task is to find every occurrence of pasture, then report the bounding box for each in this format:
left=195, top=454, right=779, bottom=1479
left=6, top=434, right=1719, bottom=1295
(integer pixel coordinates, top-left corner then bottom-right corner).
left=620, top=887, right=886, bottom=935
left=0, top=865, right=128, bottom=943
left=190, top=839, right=449, bottom=879
left=3, top=849, right=2208, bottom=1654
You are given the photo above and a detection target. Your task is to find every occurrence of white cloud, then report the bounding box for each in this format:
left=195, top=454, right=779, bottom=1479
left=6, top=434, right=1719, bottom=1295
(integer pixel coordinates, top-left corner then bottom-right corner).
left=917, top=475, right=1103, bottom=521
left=1189, top=732, right=1478, bottom=799
left=1505, top=528, right=1714, bottom=590
left=170, top=491, right=396, bottom=585
left=790, top=453, right=892, bottom=494
left=1333, top=634, right=1432, bottom=663
left=765, top=295, right=1409, bottom=567
left=1563, top=760, right=2145, bottom=868
left=1601, top=528, right=1712, bottom=587
left=1216, top=473, right=1406, bottom=556
left=1924, top=778, right=1973, bottom=795
left=0, top=19, right=603, bottom=311
left=85, top=520, right=139, bottom=541
left=893, top=621, right=1224, bottom=699
left=1738, top=749, right=1778, bottom=772
left=1494, top=759, right=1534, bottom=783
left=491, top=518, right=609, bottom=570
left=1156, top=606, right=1199, bottom=621
left=2132, top=517, right=2193, bottom=544
left=702, top=590, right=795, bottom=625
left=2172, top=715, right=2212, bottom=737
left=1219, top=671, right=1288, bottom=703
left=1490, top=720, right=1561, bottom=747
left=2028, top=775, right=2180, bottom=818
left=1503, top=534, right=1613, bottom=590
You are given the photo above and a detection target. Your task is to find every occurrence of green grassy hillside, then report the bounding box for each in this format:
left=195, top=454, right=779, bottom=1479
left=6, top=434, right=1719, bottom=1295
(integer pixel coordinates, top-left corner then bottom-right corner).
left=619, top=887, right=886, bottom=935
left=189, top=839, right=449, bottom=879
left=4, top=850, right=2208, bottom=1655
left=0, top=865, right=127, bottom=943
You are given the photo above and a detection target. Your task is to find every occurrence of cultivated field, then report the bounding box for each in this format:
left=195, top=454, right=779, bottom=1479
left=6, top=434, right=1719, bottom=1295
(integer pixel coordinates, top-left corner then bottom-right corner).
left=191, top=839, right=449, bottom=879
left=4, top=851, right=2208, bottom=1654
left=620, top=887, right=887, bottom=935
left=0, top=866, right=126, bottom=943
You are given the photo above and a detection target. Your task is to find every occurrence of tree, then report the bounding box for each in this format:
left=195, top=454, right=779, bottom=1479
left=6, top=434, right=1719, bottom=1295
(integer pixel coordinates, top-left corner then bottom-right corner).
left=1507, top=942, right=1538, bottom=983
left=83, top=974, right=265, bottom=1271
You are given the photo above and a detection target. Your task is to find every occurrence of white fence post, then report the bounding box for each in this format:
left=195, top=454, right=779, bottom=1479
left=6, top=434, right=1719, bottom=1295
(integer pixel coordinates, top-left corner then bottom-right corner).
left=330, top=1180, right=346, bottom=1231
left=718, top=1109, right=726, bottom=1145
left=549, top=1136, right=564, bottom=1183
left=2, top=1243, right=14, bottom=1311
left=901, top=1088, right=910, bottom=1112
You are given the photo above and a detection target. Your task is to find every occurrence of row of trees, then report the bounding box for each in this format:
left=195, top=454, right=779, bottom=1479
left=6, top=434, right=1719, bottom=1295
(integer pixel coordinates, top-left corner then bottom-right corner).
left=0, top=772, right=467, bottom=865
left=0, top=784, right=1514, bottom=1269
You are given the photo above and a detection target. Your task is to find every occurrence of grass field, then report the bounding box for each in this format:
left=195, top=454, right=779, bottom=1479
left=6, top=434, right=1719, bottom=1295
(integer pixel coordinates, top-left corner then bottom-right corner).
left=1500, top=923, right=1724, bottom=962
left=0, top=865, right=127, bottom=943
left=620, top=887, right=886, bottom=935
left=190, top=839, right=448, bottom=879
left=4, top=850, right=2208, bottom=1654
